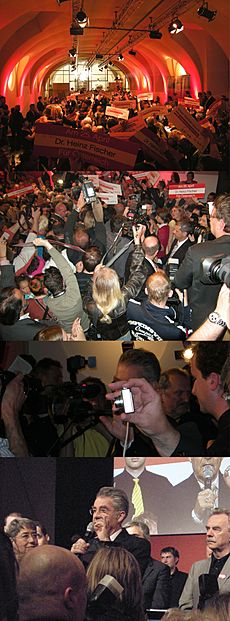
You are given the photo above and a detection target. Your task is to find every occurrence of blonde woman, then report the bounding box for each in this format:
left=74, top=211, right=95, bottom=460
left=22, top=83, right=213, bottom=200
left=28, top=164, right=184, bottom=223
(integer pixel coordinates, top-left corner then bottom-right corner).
left=83, top=225, right=148, bottom=340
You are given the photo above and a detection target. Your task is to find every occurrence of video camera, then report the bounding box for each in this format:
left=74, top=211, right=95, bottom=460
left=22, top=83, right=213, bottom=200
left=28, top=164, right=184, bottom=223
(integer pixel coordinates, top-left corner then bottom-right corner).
left=0, top=370, right=48, bottom=417
left=200, top=254, right=230, bottom=287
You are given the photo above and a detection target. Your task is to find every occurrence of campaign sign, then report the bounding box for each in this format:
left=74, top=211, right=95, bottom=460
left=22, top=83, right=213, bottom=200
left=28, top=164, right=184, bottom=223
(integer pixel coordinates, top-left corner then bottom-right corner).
left=5, top=185, right=34, bottom=199
left=105, top=106, right=129, bottom=120
left=34, top=124, right=139, bottom=170
left=168, top=184, right=206, bottom=199
left=168, top=105, right=210, bottom=152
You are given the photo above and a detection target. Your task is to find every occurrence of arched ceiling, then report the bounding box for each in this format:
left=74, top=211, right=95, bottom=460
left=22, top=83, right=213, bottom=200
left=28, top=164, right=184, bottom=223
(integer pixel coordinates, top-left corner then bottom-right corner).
left=0, top=0, right=229, bottom=100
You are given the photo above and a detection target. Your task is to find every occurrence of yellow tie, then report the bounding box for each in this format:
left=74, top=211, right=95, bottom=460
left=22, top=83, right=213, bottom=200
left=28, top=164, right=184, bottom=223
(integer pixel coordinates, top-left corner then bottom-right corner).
left=132, top=478, right=144, bottom=517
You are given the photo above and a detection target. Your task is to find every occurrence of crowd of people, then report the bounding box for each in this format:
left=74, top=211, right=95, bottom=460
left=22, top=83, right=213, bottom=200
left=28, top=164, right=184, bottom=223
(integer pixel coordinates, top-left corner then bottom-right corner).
left=0, top=172, right=229, bottom=342
left=0, top=343, right=229, bottom=457
left=0, top=487, right=229, bottom=621
left=0, top=86, right=229, bottom=172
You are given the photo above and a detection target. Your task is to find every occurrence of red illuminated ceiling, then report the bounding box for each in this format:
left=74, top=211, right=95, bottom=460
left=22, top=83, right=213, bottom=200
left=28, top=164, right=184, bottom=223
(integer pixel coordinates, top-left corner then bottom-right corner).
left=0, top=0, right=229, bottom=102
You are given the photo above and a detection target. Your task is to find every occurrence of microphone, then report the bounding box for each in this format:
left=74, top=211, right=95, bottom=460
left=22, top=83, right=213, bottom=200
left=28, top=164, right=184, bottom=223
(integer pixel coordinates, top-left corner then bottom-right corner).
left=83, top=521, right=95, bottom=543
left=203, top=464, right=214, bottom=489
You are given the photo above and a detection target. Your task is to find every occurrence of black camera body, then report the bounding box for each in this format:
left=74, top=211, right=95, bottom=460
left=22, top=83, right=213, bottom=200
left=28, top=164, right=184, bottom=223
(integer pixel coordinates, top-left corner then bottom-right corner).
left=200, top=254, right=230, bottom=287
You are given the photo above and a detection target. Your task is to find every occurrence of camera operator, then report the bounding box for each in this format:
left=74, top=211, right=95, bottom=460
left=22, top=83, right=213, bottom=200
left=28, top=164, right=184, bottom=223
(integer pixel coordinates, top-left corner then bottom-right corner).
left=105, top=343, right=229, bottom=457
left=174, top=194, right=230, bottom=330
left=0, top=373, right=28, bottom=456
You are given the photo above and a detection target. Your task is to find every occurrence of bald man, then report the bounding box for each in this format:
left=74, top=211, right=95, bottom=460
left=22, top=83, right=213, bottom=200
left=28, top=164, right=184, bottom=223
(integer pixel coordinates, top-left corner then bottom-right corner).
left=17, top=545, right=87, bottom=621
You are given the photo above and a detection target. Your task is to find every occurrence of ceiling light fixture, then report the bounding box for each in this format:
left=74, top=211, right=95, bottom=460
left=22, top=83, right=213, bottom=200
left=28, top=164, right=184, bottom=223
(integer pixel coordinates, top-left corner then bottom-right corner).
left=149, top=28, right=162, bottom=39
left=69, top=47, right=77, bottom=57
left=76, top=9, right=88, bottom=28
left=117, top=54, right=124, bottom=61
left=168, top=17, right=184, bottom=34
left=197, top=2, right=217, bottom=21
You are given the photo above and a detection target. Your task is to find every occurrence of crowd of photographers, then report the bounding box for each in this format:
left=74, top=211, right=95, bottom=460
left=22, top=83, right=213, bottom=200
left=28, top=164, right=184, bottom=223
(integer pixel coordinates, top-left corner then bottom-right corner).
left=0, top=341, right=229, bottom=458
left=0, top=171, right=229, bottom=342
left=0, top=86, right=229, bottom=172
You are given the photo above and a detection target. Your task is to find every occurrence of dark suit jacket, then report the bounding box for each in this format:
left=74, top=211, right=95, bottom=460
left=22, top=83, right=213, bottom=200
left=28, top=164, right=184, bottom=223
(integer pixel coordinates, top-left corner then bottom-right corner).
left=171, top=472, right=230, bottom=533
left=164, top=238, right=194, bottom=266
left=174, top=235, right=230, bottom=329
left=142, top=557, right=170, bottom=609
left=169, top=568, right=188, bottom=607
left=80, top=528, right=150, bottom=577
left=114, top=469, right=173, bottom=534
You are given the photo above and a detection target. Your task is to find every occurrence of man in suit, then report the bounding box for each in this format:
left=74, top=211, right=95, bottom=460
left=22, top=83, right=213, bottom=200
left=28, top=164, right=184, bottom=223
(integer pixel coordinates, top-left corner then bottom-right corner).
left=179, top=509, right=230, bottom=609
left=174, top=194, right=230, bottom=330
left=160, top=546, right=187, bottom=607
left=70, top=486, right=150, bottom=577
left=125, top=520, right=170, bottom=610
left=163, top=218, right=194, bottom=282
left=171, top=458, right=230, bottom=533
left=114, top=457, right=173, bottom=534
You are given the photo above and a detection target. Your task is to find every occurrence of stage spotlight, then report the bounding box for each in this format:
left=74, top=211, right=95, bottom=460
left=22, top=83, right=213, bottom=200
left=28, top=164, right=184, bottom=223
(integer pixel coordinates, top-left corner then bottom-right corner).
left=128, top=49, right=137, bottom=56
left=70, top=25, right=84, bottom=35
left=117, top=54, right=124, bottom=61
left=69, top=47, right=77, bottom=57
left=104, top=65, right=108, bottom=69
left=108, top=61, right=113, bottom=66
left=149, top=29, right=162, bottom=39
left=96, top=54, right=104, bottom=59
left=168, top=17, right=184, bottom=34
left=197, top=2, right=217, bottom=21
left=76, top=9, right=88, bottom=28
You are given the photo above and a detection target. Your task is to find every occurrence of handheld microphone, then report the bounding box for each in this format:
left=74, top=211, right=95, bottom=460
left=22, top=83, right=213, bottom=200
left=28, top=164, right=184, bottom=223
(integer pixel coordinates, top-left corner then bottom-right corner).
left=83, top=521, right=95, bottom=542
left=203, top=464, right=214, bottom=489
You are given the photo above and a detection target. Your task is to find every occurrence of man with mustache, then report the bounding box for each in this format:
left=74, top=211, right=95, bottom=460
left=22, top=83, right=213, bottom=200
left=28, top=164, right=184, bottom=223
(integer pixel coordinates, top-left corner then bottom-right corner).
left=179, top=509, right=230, bottom=609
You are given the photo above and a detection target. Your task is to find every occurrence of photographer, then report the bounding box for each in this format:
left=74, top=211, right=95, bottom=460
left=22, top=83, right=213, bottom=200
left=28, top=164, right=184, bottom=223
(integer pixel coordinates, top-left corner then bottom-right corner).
left=0, top=374, right=28, bottom=456
left=106, top=343, right=229, bottom=457
left=32, top=237, right=89, bottom=334
left=174, top=194, right=230, bottom=330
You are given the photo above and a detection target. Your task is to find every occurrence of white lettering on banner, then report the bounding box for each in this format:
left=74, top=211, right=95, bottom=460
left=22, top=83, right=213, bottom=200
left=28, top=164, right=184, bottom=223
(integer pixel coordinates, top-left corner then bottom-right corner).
left=168, top=105, right=210, bottom=152
left=105, top=106, right=129, bottom=120
left=97, top=193, right=118, bottom=204
left=5, top=185, right=34, bottom=198
left=98, top=180, right=122, bottom=195
left=168, top=184, right=206, bottom=198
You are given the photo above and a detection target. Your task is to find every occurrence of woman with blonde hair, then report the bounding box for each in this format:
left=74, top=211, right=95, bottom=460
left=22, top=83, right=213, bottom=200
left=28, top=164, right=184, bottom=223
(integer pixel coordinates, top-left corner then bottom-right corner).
left=83, top=224, right=148, bottom=340
left=86, top=546, right=145, bottom=621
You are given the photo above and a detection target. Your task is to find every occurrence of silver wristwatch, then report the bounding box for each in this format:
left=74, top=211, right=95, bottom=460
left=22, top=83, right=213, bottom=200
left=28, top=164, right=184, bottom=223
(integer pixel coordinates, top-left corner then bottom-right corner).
left=208, top=311, right=226, bottom=327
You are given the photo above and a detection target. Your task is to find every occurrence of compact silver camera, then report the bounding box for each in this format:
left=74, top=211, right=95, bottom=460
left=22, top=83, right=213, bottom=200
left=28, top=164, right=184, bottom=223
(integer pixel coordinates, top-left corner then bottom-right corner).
left=114, top=388, right=134, bottom=414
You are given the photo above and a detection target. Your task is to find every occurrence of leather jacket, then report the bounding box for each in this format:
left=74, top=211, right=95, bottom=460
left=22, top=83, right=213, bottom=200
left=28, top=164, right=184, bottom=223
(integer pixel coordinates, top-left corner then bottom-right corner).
left=83, top=246, right=148, bottom=340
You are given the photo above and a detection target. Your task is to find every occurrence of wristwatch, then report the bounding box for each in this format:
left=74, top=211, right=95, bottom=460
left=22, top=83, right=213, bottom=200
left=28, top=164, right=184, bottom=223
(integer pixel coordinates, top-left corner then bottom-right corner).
left=208, top=311, right=226, bottom=327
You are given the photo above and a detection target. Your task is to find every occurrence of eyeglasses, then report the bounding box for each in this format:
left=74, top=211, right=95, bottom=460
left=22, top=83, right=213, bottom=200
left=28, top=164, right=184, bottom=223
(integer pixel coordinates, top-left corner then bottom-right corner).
left=89, top=506, right=112, bottom=516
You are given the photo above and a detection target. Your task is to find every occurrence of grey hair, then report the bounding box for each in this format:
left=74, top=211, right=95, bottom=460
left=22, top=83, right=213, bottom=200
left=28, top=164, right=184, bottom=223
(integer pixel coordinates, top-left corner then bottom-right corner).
left=7, top=518, right=37, bottom=539
left=96, top=487, right=129, bottom=517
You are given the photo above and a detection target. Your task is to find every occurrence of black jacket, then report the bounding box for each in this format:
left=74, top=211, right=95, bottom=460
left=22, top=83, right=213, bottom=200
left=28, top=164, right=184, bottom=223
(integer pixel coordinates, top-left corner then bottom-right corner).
left=174, top=235, right=230, bottom=329
left=127, top=298, right=191, bottom=340
left=83, top=246, right=148, bottom=340
left=169, top=568, right=188, bottom=607
left=142, top=557, right=170, bottom=609
left=80, top=528, right=151, bottom=577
